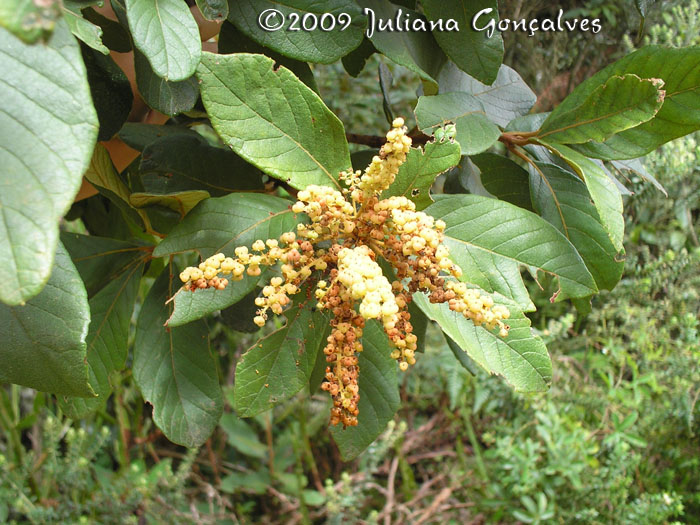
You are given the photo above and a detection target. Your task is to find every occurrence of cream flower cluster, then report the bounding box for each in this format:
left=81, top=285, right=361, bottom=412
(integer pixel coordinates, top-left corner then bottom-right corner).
left=292, top=185, right=356, bottom=240
left=179, top=253, right=232, bottom=290
left=177, top=118, right=511, bottom=427
left=345, top=117, right=412, bottom=201
left=336, top=246, right=399, bottom=324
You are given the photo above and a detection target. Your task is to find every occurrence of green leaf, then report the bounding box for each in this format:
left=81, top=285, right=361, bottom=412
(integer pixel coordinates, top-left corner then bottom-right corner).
left=342, top=37, right=375, bottom=77
left=381, top=139, right=460, bottom=210
left=167, top=278, right=258, bottom=327
left=62, top=2, right=109, bottom=55
left=422, top=0, right=503, bottom=84
left=413, top=292, right=551, bottom=392
left=378, top=62, right=395, bottom=124
left=83, top=144, right=146, bottom=229
left=469, top=153, right=533, bottom=211
left=538, top=74, right=665, bottom=144
left=536, top=140, right=624, bottom=251
left=556, top=46, right=700, bottom=159
left=610, top=158, right=666, bottom=195
left=118, top=122, right=201, bottom=152
left=445, top=335, right=480, bottom=377
left=220, top=471, right=270, bottom=494
left=81, top=46, right=133, bottom=141
left=529, top=162, right=624, bottom=291
left=0, top=20, right=99, bottom=305
left=415, top=92, right=501, bottom=155
left=197, top=52, right=350, bottom=191
left=426, top=195, right=597, bottom=300
left=438, top=165, right=535, bottom=311
left=408, top=300, right=428, bottom=354
left=438, top=63, right=537, bottom=128
left=0, top=242, right=93, bottom=396
left=133, top=268, right=223, bottom=448
left=139, top=133, right=265, bottom=196
left=195, top=0, right=228, bottom=21
left=441, top=205, right=536, bottom=311
left=81, top=196, right=136, bottom=240
left=330, top=321, right=400, bottom=461
left=217, top=21, right=318, bottom=94
left=234, top=301, right=329, bottom=417
left=59, top=261, right=143, bottom=418
left=125, top=0, right=201, bottom=81
left=220, top=287, right=262, bottom=333
left=357, top=0, right=444, bottom=95
left=82, top=7, right=132, bottom=52
left=60, top=232, right=147, bottom=298
left=133, top=48, right=199, bottom=116
left=130, top=190, right=210, bottom=216
left=227, top=0, right=365, bottom=64
left=0, top=0, right=59, bottom=43
left=154, top=193, right=299, bottom=258
left=219, top=413, right=267, bottom=458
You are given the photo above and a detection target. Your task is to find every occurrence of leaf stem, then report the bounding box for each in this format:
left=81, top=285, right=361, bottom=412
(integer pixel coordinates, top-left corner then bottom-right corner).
left=499, top=130, right=540, bottom=147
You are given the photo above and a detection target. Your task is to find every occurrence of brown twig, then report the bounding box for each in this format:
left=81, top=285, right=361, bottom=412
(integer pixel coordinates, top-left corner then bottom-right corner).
left=206, top=438, right=221, bottom=485
left=414, top=487, right=454, bottom=525
left=498, top=129, right=539, bottom=147
left=381, top=456, right=400, bottom=525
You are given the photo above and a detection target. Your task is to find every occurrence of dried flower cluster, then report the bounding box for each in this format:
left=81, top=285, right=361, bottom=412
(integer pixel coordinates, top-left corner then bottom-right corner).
left=179, top=118, right=510, bottom=427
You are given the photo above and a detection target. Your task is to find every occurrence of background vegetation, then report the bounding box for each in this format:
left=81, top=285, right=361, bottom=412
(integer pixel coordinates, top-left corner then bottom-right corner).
left=1, top=1, right=698, bottom=523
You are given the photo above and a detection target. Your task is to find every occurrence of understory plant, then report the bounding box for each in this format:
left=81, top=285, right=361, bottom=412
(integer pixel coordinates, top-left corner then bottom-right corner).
left=0, top=0, right=699, bottom=466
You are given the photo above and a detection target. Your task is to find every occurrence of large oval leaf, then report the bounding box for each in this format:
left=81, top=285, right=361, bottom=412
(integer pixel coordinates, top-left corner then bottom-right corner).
left=133, top=268, right=223, bottom=448
left=197, top=53, right=349, bottom=191
left=125, top=0, right=201, bottom=81
left=559, top=46, right=700, bottom=159
left=228, top=0, right=365, bottom=64
left=0, top=242, right=93, bottom=396
left=234, top=298, right=329, bottom=417
left=0, top=20, right=98, bottom=305
left=537, top=140, right=624, bottom=251
left=529, top=162, right=624, bottom=291
left=154, top=193, right=298, bottom=258
left=140, top=133, right=265, bottom=196
left=357, top=0, right=444, bottom=95
left=217, top=21, right=318, bottom=94
left=81, top=47, right=133, bottom=141
left=422, top=0, right=503, bottom=85
left=61, top=232, right=148, bottom=298
left=538, top=74, right=665, bottom=145
left=59, top=260, right=143, bottom=418
left=426, top=195, right=597, bottom=300
left=133, top=48, right=199, bottom=116
left=330, top=320, right=400, bottom=461
left=469, top=153, right=533, bottom=212
left=413, top=292, right=551, bottom=392
left=437, top=62, right=536, bottom=128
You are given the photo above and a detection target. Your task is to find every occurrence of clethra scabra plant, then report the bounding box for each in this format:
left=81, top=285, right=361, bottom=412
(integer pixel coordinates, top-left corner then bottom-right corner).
left=179, top=118, right=510, bottom=427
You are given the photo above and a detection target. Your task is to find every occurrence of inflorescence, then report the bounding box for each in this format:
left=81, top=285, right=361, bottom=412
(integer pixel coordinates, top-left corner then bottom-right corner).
left=179, top=118, right=510, bottom=427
